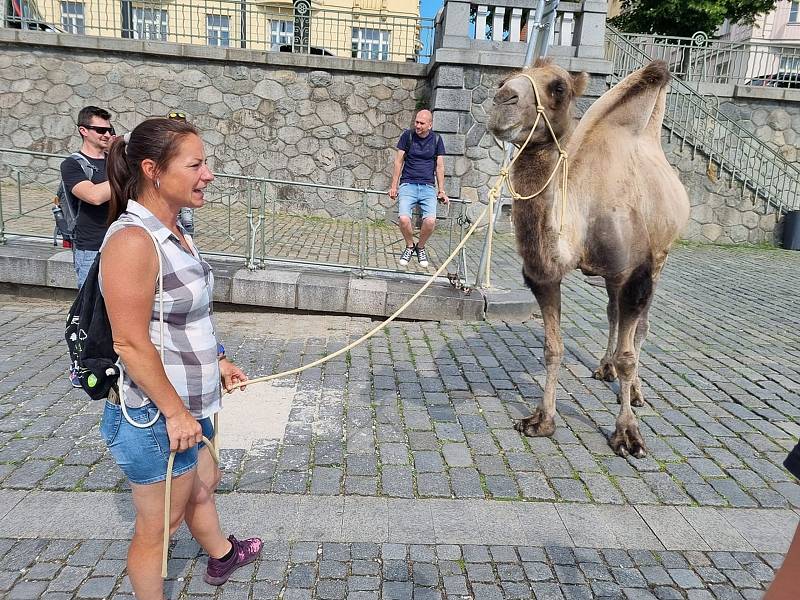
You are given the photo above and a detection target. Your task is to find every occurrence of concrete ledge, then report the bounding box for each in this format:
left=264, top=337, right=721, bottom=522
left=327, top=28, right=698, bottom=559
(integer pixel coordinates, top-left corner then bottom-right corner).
left=46, top=250, right=77, bottom=290
left=0, top=240, right=537, bottom=321
left=431, top=47, right=612, bottom=75
left=734, top=85, right=787, bottom=101
left=483, top=288, right=535, bottom=321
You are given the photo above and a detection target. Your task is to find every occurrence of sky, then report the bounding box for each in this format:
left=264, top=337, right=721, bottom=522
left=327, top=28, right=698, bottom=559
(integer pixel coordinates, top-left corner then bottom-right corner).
left=420, top=0, right=443, bottom=20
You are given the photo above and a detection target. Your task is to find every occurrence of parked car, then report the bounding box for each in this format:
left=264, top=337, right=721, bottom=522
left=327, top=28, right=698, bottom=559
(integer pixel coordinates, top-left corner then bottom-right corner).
left=278, top=44, right=335, bottom=56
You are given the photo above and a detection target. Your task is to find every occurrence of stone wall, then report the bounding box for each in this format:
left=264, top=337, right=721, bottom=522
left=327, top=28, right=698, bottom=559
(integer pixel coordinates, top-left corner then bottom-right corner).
left=0, top=41, right=427, bottom=219
left=719, top=98, right=800, bottom=163
left=664, top=137, right=778, bottom=245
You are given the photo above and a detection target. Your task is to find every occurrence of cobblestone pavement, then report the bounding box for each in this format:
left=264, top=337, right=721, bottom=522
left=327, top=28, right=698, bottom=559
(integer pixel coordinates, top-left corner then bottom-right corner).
left=0, top=244, right=798, bottom=598
left=0, top=537, right=783, bottom=599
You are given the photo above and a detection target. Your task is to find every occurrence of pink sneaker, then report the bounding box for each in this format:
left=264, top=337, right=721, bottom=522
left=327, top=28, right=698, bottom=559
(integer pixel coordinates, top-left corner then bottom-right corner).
left=204, top=535, right=263, bottom=586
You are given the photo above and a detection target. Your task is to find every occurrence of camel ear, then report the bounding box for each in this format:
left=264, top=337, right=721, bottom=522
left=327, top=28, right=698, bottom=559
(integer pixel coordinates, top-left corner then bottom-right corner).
left=571, top=72, right=589, bottom=97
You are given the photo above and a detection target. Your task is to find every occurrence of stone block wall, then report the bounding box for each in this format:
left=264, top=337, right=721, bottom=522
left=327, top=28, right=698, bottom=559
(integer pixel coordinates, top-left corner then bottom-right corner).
left=664, top=137, right=778, bottom=245
left=0, top=43, right=427, bottom=220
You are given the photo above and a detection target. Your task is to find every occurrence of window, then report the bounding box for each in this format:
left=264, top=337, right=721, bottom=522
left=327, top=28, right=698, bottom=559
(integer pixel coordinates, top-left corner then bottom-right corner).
left=351, top=27, right=389, bottom=60
left=791, top=1, right=800, bottom=23
left=61, top=1, right=84, bottom=34
left=270, top=19, right=293, bottom=47
left=207, top=14, right=229, bottom=47
left=132, top=7, right=168, bottom=41
left=779, top=55, right=800, bottom=86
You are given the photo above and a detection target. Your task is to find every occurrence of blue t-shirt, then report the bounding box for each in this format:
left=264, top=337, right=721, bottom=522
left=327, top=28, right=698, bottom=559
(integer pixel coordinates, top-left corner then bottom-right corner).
left=397, top=129, right=446, bottom=186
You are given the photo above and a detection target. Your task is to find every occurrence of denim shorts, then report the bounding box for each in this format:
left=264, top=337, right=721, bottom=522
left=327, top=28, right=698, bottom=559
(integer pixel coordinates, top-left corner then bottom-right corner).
left=73, top=249, right=98, bottom=288
left=398, top=183, right=437, bottom=220
left=100, top=401, right=215, bottom=485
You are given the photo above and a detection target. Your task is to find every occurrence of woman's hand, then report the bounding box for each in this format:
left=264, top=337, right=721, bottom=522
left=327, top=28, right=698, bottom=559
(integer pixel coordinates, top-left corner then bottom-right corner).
left=165, top=409, right=202, bottom=452
left=220, top=358, right=248, bottom=392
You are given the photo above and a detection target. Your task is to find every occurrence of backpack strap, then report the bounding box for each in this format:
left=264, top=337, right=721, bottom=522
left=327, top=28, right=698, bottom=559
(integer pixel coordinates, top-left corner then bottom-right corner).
left=70, top=152, right=97, bottom=180
left=62, top=153, right=98, bottom=231
left=111, top=219, right=165, bottom=429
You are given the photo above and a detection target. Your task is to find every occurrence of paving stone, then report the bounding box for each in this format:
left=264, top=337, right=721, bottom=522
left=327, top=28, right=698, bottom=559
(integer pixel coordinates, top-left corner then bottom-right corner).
left=75, top=577, right=116, bottom=598
left=8, top=580, right=49, bottom=599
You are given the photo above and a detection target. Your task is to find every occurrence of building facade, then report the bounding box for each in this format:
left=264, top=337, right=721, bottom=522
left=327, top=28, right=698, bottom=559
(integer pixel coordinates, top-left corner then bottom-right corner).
left=6, top=0, right=422, bottom=61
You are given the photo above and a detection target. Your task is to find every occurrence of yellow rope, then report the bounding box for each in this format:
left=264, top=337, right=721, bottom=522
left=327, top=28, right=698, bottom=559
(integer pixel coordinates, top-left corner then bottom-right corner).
left=162, top=427, right=219, bottom=578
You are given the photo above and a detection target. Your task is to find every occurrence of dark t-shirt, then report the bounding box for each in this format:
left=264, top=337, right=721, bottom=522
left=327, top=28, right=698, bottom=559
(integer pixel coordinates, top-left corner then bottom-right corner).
left=60, top=153, right=109, bottom=251
left=397, top=129, right=446, bottom=186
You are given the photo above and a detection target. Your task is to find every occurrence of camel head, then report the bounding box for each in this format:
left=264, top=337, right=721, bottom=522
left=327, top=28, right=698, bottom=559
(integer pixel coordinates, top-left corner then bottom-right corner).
left=488, top=59, right=589, bottom=147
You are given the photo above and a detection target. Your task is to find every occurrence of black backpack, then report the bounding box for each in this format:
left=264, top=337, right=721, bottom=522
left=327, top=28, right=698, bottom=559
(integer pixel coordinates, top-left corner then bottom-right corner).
left=65, top=253, right=119, bottom=400
left=53, top=153, right=97, bottom=246
left=65, top=220, right=164, bottom=401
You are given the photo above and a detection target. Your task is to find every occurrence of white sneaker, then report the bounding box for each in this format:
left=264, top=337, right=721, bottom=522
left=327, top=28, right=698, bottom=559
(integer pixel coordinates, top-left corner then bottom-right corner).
left=398, top=246, right=414, bottom=267
left=417, top=246, right=429, bottom=268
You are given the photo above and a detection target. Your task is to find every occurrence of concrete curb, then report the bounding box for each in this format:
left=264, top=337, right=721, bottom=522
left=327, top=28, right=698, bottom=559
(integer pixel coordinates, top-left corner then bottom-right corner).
left=1, top=489, right=797, bottom=552
left=0, top=239, right=534, bottom=322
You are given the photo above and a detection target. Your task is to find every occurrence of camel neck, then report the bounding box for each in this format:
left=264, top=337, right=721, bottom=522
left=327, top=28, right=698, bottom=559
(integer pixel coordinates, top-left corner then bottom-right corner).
left=509, top=144, right=575, bottom=280
left=510, top=144, right=561, bottom=214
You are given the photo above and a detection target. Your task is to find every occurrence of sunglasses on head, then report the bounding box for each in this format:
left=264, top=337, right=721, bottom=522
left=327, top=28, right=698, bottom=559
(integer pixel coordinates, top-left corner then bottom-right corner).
left=82, top=125, right=115, bottom=135
left=168, top=111, right=186, bottom=120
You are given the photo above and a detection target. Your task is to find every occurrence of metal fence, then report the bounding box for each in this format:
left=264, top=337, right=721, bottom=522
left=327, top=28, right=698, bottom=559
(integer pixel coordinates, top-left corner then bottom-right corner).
left=607, top=27, right=800, bottom=214
left=3, top=0, right=434, bottom=62
left=610, top=29, right=800, bottom=88
left=0, top=148, right=474, bottom=280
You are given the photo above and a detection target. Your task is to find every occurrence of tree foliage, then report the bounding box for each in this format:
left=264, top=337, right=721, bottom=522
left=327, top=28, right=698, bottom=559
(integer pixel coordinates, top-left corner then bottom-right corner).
left=610, top=0, right=778, bottom=37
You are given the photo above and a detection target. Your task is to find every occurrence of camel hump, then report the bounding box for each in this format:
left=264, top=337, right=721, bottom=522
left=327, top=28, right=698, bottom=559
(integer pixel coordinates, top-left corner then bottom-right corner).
left=639, top=60, right=671, bottom=88
left=569, top=61, right=671, bottom=149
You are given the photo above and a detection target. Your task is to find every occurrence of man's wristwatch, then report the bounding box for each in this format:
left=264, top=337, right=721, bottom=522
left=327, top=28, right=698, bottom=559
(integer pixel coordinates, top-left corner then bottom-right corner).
left=217, top=343, right=226, bottom=361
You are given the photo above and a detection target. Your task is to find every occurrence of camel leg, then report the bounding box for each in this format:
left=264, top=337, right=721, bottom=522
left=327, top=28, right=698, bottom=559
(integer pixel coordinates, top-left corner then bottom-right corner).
left=628, top=301, right=651, bottom=407
left=628, top=255, right=666, bottom=407
left=610, top=263, right=653, bottom=458
left=516, top=275, right=561, bottom=438
left=593, top=283, right=619, bottom=382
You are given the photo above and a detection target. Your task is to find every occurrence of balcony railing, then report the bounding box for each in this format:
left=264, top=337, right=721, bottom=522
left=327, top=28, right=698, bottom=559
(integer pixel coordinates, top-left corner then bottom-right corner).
left=2, top=0, right=434, bottom=63
left=611, top=30, right=800, bottom=88
left=469, top=1, right=575, bottom=47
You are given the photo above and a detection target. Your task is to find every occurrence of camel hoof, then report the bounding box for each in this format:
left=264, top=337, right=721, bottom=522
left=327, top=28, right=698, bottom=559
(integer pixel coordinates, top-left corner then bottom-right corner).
left=592, top=362, right=617, bottom=382
left=514, top=408, right=556, bottom=438
left=609, top=424, right=647, bottom=459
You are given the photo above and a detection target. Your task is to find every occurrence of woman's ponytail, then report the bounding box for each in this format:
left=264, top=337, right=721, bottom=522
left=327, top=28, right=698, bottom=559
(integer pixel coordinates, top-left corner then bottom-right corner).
left=106, top=136, right=131, bottom=225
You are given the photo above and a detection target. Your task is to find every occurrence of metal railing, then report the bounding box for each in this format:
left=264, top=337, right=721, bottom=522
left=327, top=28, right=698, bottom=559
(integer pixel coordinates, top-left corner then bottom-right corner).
left=0, top=148, right=473, bottom=280
left=3, top=0, right=434, bottom=63
left=607, top=26, right=800, bottom=214
left=610, top=29, right=800, bottom=88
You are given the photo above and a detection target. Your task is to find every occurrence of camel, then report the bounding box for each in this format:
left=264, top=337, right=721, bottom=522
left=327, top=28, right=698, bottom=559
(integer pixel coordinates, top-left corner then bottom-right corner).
left=487, top=59, right=690, bottom=458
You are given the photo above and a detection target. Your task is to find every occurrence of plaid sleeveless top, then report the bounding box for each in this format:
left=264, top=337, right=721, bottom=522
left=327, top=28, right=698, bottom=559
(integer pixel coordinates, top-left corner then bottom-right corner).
left=99, top=200, right=221, bottom=418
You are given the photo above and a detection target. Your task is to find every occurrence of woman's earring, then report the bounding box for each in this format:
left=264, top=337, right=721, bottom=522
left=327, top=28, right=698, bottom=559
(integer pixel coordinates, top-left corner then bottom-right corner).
left=155, top=178, right=160, bottom=190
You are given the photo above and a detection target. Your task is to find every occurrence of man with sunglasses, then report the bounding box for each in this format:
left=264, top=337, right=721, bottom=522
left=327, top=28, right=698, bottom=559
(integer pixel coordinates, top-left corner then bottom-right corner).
left=60, top=106, right=115, bottom=288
